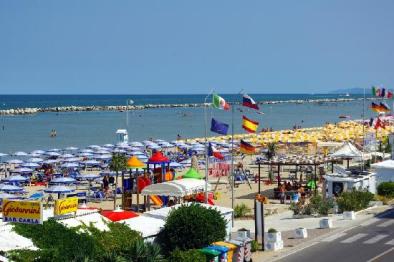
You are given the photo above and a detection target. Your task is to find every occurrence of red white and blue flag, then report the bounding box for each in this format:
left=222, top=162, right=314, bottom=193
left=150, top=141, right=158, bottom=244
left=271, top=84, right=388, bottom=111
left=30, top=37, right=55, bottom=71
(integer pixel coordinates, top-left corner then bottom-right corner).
left=242, top=94, right=259, bottom=110
left=208, top=143, right=224, bottom=160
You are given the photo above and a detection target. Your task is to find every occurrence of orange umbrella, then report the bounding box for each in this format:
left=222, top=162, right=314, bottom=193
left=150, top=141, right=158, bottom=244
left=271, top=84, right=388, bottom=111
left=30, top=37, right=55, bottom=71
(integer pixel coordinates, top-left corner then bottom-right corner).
left=127, top=156, right=145, bottom=169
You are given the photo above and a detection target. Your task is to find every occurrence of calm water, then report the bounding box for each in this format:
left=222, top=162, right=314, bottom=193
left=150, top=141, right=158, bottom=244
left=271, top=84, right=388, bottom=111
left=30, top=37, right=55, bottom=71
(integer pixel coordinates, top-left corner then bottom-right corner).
left=0, top=94, right=377, bottom=153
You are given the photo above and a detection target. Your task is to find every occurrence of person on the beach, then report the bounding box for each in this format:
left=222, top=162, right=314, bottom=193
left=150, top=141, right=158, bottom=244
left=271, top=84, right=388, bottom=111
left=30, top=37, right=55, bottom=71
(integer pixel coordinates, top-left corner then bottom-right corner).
left=102, top=175, right=109, bottom=198
left=279, top=183, right=286, bottom=204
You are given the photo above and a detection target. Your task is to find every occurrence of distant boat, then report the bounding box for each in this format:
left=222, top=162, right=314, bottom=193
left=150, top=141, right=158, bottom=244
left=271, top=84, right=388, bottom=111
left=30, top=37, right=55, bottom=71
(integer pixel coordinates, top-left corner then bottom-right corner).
left=345, top=93, right=350, bottom=97
left=339, top=115, right=351, bottom=119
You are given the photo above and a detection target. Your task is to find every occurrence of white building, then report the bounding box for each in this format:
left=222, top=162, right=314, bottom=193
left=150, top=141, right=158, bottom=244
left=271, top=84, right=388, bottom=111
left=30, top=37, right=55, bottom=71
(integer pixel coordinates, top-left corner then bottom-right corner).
left=371, top=160, right=394, bottom=185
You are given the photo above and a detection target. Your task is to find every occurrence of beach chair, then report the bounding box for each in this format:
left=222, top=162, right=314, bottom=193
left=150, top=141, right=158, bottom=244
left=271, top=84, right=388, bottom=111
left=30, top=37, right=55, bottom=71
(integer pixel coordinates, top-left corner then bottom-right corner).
left=28, top=192, right=44, bottom=200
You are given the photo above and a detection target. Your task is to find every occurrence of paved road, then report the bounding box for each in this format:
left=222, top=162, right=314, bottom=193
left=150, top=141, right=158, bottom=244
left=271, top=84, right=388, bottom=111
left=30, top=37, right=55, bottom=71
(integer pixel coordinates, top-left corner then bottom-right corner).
left=281, top=208, right=394, bottom=262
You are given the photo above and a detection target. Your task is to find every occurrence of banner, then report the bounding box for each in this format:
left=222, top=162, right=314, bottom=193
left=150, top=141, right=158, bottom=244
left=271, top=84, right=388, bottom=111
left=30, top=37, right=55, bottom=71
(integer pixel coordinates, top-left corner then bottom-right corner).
left=54, top=197, right=78, bottom=216
left=2, top=200, right=43, bottom=224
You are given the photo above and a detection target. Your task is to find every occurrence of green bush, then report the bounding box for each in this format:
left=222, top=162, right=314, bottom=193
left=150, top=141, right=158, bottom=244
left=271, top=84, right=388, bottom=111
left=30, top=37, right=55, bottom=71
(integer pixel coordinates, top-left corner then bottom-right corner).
left=337, top=189, right=374, bottom=212
left=377, top=182, right=394, bottom=198
left=251, top=240, right=259, bottom=252
left=267, top=228, right=277, bottom=233
left=158, top=203, right=227, bottom=254
left=234, top=203, right=251, bottom=218
left=10, top=219, right=163, bottom=262
left=289, top=195, right=334, bottom=216
left=169, top=249, right=206, bottom=262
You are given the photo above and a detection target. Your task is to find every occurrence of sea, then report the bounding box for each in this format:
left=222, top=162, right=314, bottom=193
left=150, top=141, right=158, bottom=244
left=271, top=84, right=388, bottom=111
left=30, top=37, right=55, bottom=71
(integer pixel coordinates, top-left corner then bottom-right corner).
left=0, top=94, right=380, bottom=153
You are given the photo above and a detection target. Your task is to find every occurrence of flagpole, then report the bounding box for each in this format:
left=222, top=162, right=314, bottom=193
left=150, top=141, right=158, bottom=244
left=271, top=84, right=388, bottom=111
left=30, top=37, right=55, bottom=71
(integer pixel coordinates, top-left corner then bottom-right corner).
left=231, top=100, right=235, bottom=227
left=362, top=87, right=365, bottom=171
left=204, top=92, right=212, bottom=204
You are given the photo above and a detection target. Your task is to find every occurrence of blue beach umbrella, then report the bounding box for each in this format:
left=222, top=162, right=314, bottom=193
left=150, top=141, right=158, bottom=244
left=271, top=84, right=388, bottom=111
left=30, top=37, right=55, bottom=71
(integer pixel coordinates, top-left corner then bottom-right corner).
left=4, top=175, right=29, bottom=182
left=76, top=173, right=100, bottom=180
left=44, top=185, right=75, bottom=198
left=51, top=177, right=77, bottom=184
left=13, top=167, right=34, bottom=174
left=7, top=159, right=23, bottom=165
left=22, top=162, right=40, bottom=168
left=61, top=162, right=79, bottom=168
left=0, top=184, right=24, bottom=192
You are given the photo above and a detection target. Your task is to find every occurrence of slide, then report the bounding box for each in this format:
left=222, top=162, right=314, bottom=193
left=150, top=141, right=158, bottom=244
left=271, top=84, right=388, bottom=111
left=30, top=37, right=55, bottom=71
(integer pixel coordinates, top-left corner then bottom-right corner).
left=150, top=195, right=163, bottom=207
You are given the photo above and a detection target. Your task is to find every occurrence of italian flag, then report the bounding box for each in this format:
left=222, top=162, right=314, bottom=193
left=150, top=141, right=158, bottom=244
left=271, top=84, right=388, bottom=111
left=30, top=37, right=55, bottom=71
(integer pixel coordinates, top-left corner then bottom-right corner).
left=212, top=93, right=230, bottom=110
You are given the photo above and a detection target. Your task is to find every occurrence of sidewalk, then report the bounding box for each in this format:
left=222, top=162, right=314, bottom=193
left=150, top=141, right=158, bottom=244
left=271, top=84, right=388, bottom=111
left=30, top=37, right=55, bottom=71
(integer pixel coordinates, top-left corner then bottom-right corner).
left=231, top=205, right=392, bottom=261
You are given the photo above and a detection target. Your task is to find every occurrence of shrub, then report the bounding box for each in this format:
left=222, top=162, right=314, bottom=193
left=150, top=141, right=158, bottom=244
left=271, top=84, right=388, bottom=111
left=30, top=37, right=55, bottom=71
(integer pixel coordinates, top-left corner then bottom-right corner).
left=234, top=203, right=251, bottom=218
left=158, top=203, right=227, bottom=254
left=337, top=189, right=374, bottom=212
left=289, top=196, right=334, bottom=216
left=169, top=249, right=206, bottom=262
left=377, top=182, right=394, bottom=198
left=251, top=240, right=259, bottom=252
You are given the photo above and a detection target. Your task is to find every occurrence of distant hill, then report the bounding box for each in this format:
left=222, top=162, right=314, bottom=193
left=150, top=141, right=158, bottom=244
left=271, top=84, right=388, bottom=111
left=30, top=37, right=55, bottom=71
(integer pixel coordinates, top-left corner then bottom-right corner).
left=329, top=88, right=365, bottom=94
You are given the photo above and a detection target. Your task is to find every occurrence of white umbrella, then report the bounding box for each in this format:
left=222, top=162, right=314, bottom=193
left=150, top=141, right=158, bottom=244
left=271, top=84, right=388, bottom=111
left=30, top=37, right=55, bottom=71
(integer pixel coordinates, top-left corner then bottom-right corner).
left=4, top=175, right=29, bottom=182
left=7, top=159, right=23, bottom=164
left=46, top=152, right=61, bottom=157
left=43, top=159, right=58, bottom=164
left=0, top=184, right=24, bottom=192
left=14, top=151, right=28, bottom=156
left=47, top=148, right=61, bottom=152
left=130, top=151, right=145, bottom=156
left=83, top=160, right=100, bottom=165
left=103, top=144, right=114, bottom=148
left=95, top=150, right=111, bottom=154
left=64, top=157, right=81, bottom=162
left=65, top=146, right=79, bottom=151
left=21, top=162, right=40, bottom=168
left=28, top=158, right=44, bottom=163
left=79, top=153, right=93, bottom=157
left=61, top=154, right=75, bottom=158
left=61, top=163, right=79, bottom=168
left=130, top=142, right=144, bottom=147
left=51, top=177, right=76, bottom=184
left=81, top=149, right=94, bottom=153
left=0, top=193, right=21, bottom=199
left=94, top=154, right=112, bottom=160
left=113, top=149, right=126, bottom=153
left=44, top=185, right=75, bottom=193
left=169, top=162, right=184, bottom=168
left=13, top=167, right=33, bottom=173
left=88, top=145, right=101, bottom=149
left=76, top=173, right=100, bottom=180
left=31, top=150, right=45, bottom=155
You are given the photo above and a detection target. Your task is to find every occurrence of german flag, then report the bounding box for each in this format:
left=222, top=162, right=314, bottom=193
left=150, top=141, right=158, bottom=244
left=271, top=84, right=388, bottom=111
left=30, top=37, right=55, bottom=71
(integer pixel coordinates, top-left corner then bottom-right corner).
left=242, top=115, right=259, bottom=133
left=240, top=139, right=255, bottom=154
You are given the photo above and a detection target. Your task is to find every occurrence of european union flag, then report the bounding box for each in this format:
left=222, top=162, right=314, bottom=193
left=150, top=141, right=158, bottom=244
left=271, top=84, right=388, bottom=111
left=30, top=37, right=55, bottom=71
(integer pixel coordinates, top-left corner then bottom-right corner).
left=210, top=118, right=229, bottom=135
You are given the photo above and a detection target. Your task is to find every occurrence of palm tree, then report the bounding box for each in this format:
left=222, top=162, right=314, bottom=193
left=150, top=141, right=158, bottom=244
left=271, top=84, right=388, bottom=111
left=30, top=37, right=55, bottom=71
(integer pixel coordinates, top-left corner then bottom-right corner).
left=264, top=143, right=276, bottom=182
left=128, top=239, right=164, bottom=262
left=109, top=153, right=128, bottom=209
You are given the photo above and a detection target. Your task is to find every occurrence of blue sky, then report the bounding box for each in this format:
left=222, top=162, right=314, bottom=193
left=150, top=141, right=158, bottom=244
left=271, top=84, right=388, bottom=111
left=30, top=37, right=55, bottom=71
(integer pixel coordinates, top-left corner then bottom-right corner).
left=0, top=0, right=393, bottom=94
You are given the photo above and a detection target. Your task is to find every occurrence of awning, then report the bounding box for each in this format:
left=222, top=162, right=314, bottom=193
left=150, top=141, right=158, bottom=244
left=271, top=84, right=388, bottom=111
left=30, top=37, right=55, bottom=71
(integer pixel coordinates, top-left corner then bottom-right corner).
left=141, top=179, right=210, bottom=197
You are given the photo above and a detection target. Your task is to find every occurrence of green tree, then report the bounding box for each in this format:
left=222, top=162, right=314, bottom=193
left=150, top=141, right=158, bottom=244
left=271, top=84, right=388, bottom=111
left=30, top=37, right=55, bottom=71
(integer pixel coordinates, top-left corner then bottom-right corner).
left=157, top=204, right=226, bottom=254
left=110, top=153, right=128, bottom=209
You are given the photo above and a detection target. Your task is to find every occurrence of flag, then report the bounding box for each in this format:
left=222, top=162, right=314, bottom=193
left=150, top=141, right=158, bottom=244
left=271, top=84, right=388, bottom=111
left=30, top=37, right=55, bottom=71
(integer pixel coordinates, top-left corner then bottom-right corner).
left=372, top=86, right=377, bottom=96
left=370, top=102, right=390, bottom=113
left=242, top=115, right=259, bottom=133
left=242, top=94, right=259, bottom=110
left=210, top=118, right=229, bottom=135
left=380, top=102, right=390, bottom=112
left=381, top=88, right=386, bottom=98
left=208, top=143, right=224, bottom=160
left=240, top=139, right=255, bottom=154
left=212, top=93, right=230, bottom=110
left=370, top=102, right=381, bottom=113
left=386, top=90, right=393, bottom=99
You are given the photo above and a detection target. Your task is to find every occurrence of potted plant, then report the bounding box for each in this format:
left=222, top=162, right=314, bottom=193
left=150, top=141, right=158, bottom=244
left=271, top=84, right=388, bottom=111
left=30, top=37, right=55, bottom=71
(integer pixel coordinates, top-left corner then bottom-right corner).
left=265, top=228, right=281, bottom=243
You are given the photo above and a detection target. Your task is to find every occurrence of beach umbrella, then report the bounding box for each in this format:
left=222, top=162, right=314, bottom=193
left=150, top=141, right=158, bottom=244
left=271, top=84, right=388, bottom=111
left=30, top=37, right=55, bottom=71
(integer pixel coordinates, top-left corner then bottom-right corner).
left=28, top=157, right=44, bottom=163
left=21, top=162, right=40, bottom=168
left=61, top=162, right=79, bottom=168
left=95, top=149, right=110, bottom=154
left=88, top=145, right=101, bottom=149
left=64, top=157, right=81, bottom=162
left=127, top=156, right=145, bottom=169
left=169, top=162, right=184, bottom=168
left=113, top=149, right=126, bottom=153
left=43, top=159, right=59, bottom=164
left=0, top=193, right=21, bottom=199
left=47, top=148, right=61, bottom=152
left=51, top=177, right=76, bottom=184
left=13, top=167, right=33, bottom=173
left=83, top=160, right=100, bottom=165
left=130, top=142, right=144, bottom=147
left=103, top=144, right=114, bottom=148
left=130, top=151, right=145, bottom=156
left=4, top=175, right=28, bottom=182
left=148, top=151, right=170, bottom=164
left=44, top=185, right=75, bottom=194
left=14, top=151, right=28, bottom=156
left=31, top=150, right=45, bottom=155
left=81, top=149, right=94, bottom=153
left=65, top=146, right=79, bottom=151
left=46, top=152, right=61, bottom=157
left=94, top=154, right=112, bottom=160
left=7, top=159, right=23, bottom=164
left=183, top=168, right=204, bottom=179
left=76, top=173, right=100, bottom=180
left=61, top=153, right=75, bottom=158
left=79, top=152, right=93, bottom=157
left=101, top=209, right=138, bottom=222
left=0, top=184, right=24, bottom=192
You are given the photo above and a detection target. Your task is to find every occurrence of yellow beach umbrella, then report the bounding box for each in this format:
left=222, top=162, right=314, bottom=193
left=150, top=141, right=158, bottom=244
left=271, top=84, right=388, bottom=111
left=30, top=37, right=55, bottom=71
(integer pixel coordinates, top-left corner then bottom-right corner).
left=127, top=156, right=145, bottom=169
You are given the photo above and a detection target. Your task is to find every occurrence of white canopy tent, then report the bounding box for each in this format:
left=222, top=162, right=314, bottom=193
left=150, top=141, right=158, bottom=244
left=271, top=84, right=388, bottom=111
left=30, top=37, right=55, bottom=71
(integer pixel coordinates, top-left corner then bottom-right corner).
left=121, top=216, right=165, bottom=240
left=141, top=179, right=210, bottom=197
